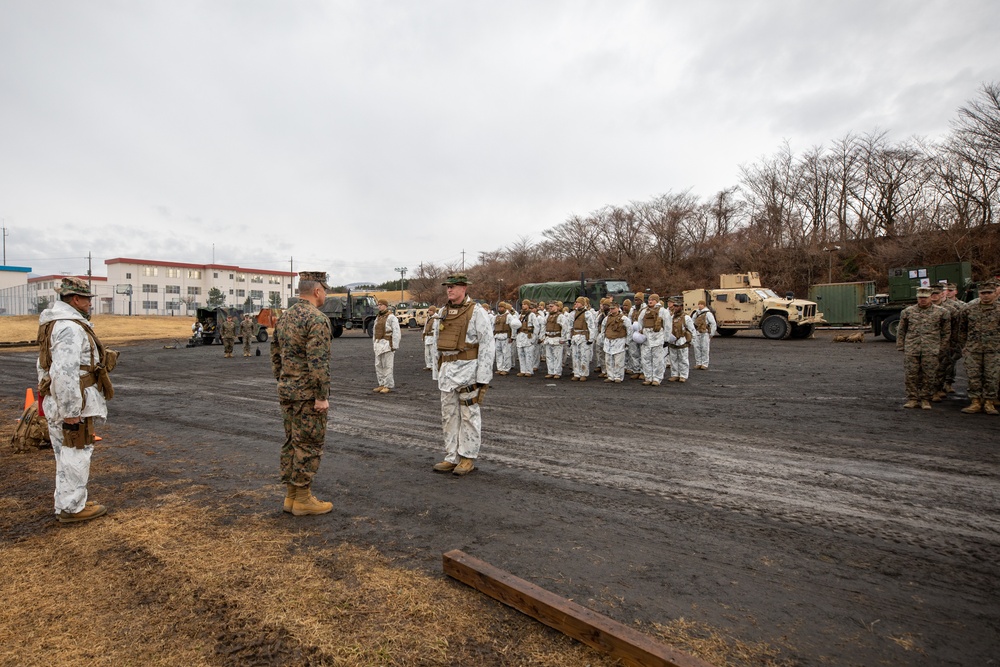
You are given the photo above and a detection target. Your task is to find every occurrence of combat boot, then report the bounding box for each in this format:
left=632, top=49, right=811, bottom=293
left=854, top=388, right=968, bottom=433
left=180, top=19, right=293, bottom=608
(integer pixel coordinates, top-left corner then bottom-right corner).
left=579, top=376, right=587, bottom=382
left=961, top=399, right=983, bottom=414
left=650, top=380, right=660, bottom=386
left=903, top=399, right=920, bottom=409
left=984, top=401, right=999, bottom=416
left=920, top=400, right=932, bottom=410
left=931, top=391, right=946, bottom=402
left=452, top=457, right=476, bottom=476
left=432, top=460, right=457, bottom=473
left=58, top=503, right=108, bottom=523
left=291, top=486, right=332, bottom=516
left=283, top=484, right=295, bottom=513
left=944, top=382, right=955, bottom=394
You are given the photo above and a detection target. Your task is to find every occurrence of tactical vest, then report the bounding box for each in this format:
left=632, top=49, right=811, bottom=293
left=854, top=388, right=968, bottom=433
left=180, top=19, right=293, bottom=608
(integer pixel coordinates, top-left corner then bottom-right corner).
left=494, top=313, right=512, bottom=338
left=422, top=317, right=436, bottom=338
left=671, top=315, right=687, bottom=341
left=694, top=311, right=709, bottom=334
left=374, top=312, right=393, bottom=345
left=605, top=313, right=627, bottom=339
left=572, top=310, right=590, bottom=340
left=642, top=305, right=663, bottom=332
left=545, top=312, right=562, bottom=336
left=37, top=319, right=118, bottom=405
left=437, top=298, right=478, bottom=360
left=519, top=311, right=534, bottom=335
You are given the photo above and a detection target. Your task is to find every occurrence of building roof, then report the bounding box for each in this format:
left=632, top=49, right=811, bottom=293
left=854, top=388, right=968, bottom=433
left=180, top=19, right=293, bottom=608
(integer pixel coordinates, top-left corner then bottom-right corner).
left=104, top=257, right=295, bottom=276
left=29, top=274, right=108, bottom=283
left=0, top=265, right=32, bottom=273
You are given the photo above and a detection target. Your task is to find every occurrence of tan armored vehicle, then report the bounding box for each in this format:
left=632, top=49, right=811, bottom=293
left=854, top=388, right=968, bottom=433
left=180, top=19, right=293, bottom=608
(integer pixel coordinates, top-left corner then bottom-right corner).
left=393, top=301, right=432, bottom=328
left=683, top=272, right=825, bottom=339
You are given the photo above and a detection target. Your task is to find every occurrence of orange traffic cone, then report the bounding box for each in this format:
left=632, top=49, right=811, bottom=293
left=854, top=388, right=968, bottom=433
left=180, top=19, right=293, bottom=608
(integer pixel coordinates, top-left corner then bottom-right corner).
left=24, top=388, right=34, bottom=410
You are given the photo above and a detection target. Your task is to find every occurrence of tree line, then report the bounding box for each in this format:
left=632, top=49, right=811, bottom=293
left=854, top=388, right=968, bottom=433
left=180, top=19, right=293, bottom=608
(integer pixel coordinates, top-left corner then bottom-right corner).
left=407, top=83, right=1000, bottom=305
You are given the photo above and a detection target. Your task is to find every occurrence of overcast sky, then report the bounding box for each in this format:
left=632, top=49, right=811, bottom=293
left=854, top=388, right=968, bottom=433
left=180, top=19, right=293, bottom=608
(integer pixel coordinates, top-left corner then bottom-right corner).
left=1, top=0, right=997, bottom=285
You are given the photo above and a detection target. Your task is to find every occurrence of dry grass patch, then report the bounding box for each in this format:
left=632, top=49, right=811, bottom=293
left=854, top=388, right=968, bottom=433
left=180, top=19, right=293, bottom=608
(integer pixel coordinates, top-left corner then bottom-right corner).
left=0, top=314, right=194, bottom=346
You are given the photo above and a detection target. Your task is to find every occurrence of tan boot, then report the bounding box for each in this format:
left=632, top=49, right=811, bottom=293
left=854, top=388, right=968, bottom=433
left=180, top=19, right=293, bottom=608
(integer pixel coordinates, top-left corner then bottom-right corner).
left=433, top=460, right=457, bottom=473
left=373, top=386, right=384, bottom=393
left=920, top=400, right=932, bottom=410
left=931, top=391, right=945, bottom=402
left=903, top=399, right=919, bottom=409
left=379, top=386, right=391, bottom=394
left=452, top=457, right=476, bottom=476
left=579, top=376, right=587, bottom=382
left=962, top=399, right=983, bottom=414
left=291, top=485, right=332, bottom=516
left=944, top=382, right=954, bottom=394
left=678, top=378, right=687, bottom=383
left=283, top=484, right=295, bottom=513
left=650, top=380, right=660, bottom=387
left=571, top=376, right=579, bottom=381
left=984, top=401, right=999, bottom=416
left=58, top=503, right=108, bottom=523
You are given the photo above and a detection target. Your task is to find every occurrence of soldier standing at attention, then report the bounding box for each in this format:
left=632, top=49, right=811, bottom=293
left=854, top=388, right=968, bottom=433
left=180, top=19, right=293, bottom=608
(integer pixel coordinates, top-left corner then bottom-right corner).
left=665, top=297, right=697, bottom=382
left=897, top=286, right=950, bottom=410
left=431, top=274, right=495, bottom=476
left=569, top=296, right=598, bottom=381
left=638, top=293, right=669, bottom=386
left=626, top=293, right=644, bottom=379
left=600, top=301, right=631, bottom=382
left=691, top=300, right=717, bottom=370
left=270, top=271, right=333, bottom=515
left=542, top=301, right=570, bottom=379
left=593, top=298, right=612, bottom=377
left=957, top=279, right=1000, bottom=415
left=492, top=301, right=520, bottom=376
left=422, top=305, right=439, bottom=371
left=515, top=300, right=536, bottom=376
left=372, top=299, right=401, bottom=393
left=37, top=277, right=118, bottom=523
left=221, top=315, right=237, bottom=358
left=240, top=314, right=255, bottom=357
left=939, top=282, right=964, bottom=396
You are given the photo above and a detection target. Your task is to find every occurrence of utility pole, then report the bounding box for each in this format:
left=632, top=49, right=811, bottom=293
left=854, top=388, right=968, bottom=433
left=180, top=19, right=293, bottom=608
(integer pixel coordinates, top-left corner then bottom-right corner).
left=87, top=252, right=93, bottom=295
left=460, top=250, right=466, bottom=271
left=1, top=223, right=8, bottom=265
left=394, top=267, right=407, bottom=302
left=289, top=256, right=294, bottom=304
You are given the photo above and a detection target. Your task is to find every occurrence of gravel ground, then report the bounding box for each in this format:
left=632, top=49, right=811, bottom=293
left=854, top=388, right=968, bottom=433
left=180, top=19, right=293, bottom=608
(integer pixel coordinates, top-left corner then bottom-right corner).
left=2, top=327, right=997, bottom=666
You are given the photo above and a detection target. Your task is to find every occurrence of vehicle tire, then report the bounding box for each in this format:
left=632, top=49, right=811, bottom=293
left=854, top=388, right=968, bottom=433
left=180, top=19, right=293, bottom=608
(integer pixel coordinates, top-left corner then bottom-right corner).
left=256, top=329, right=268, bottom=343
left=365, top=320, right=374, bottom=338
left=408, top=317, right=417, bottom=328
left=881, top=313, right=900, bottom=342
left=332, top=325, right=343, bottom=338
left=716, top=328, right=737, bottom=337
left=761, top=314, right=790, bottom=340
left=790, top=323, right=815, bottom=339
left=203, top=335, right=214, bottom=345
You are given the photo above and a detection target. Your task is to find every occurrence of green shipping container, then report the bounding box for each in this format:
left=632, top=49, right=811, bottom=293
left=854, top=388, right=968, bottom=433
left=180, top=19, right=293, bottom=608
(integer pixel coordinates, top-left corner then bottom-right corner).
left=808, top=281, right=876, bottom=326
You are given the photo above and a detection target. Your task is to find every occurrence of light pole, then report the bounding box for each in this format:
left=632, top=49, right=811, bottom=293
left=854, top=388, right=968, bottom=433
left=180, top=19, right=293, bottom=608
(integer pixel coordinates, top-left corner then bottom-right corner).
left=497, top=278, right=504, bottom=306
left=394, top=267, right=407, bottom=302
left=822, top=246, right=840, bottom=283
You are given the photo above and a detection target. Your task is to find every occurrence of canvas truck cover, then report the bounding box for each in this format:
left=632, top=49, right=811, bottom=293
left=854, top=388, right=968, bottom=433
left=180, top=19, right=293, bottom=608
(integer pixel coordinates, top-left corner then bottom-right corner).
left=518, top=281, right=583, bottom=307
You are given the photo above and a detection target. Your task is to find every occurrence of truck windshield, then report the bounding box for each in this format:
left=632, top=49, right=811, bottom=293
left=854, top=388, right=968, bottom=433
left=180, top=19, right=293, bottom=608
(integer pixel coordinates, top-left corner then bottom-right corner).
left=605, top=281, right=630, bottom=294
left=756, top=289, right=778, bottom=299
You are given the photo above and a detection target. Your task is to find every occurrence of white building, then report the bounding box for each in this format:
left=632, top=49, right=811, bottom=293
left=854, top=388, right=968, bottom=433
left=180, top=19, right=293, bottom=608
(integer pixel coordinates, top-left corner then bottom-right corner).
left=29, top=274, right=114, bottom=314
left=0, top=265, right=33, bottom=315
left=104, top=257, right=295, bottom=315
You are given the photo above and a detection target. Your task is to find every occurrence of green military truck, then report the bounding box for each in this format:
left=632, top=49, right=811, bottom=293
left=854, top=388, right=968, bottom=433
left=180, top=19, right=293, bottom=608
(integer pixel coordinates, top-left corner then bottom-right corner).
left=517, top=276, right=632, bottom=310
left=859, top=261, right=973, bottom=342
left=319, top=291, right=379, bottom=338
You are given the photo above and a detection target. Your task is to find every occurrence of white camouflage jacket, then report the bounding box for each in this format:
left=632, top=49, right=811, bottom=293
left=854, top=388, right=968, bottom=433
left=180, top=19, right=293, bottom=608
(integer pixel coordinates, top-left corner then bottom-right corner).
left=36, top=300, right=108, bottom=422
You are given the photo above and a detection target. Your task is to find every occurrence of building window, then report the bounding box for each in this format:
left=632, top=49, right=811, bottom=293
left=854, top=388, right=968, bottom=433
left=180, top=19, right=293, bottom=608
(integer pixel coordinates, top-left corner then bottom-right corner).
left=229, top=289, right=234, bottom=295
left=229, top=273, right=234, bottom=279
left=213, top=272, right=219, bottom=279
left=165, top=301, right=182, bottom=311
left=141, top=300, right=158, bottom=309
left=142, top=284, right=158, bottom=293
left=125, top=272, right=132, bottom=279
left=269, top=291, right=280, bottom=302
left=250, top=290, right=263, bottom=299
left=235, top=273, right=245, bottom=283
left=268, top=276, right=281, bottom=284
left=166, top=268, right=180, bottom=278
left=142, top=266, right=158, bottom=277
left=236, top=289, right=245, bottom=297
left=251, top=275, right=263, bottom=284
left=165, top=285, right=181, bottom=294
left=187, top=270, right=202, bottom=279
left=187, top=286, right=201, bottom=295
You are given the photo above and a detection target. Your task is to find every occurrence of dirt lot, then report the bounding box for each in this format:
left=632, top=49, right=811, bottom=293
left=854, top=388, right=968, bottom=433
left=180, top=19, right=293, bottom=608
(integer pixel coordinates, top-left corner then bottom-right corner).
left=2, top=327, right=998, bottom=666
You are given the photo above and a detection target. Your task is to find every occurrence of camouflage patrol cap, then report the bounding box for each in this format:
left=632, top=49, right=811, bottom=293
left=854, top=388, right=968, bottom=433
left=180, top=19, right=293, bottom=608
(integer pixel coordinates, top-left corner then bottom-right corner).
left=946, top=282, right=957, bottom=290
left=298, top=271, right=330, bottom=290
left=441, top=273, right=471, bottom=286
left=916, top=287, right=932, bottom=297
left=980, top=279, right=998, bottom=292
left=930, top=285, right=943, bottom=294
left=55, top=276, right=94, bottom=298
left=668, top=295, right=684, bottom=304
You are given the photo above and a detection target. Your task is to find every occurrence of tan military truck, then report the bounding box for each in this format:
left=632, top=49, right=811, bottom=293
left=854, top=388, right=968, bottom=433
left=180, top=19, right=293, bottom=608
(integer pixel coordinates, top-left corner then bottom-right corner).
left=393, top=301, right=432, bottom=328
left=683, top=273, right=825, bottom=339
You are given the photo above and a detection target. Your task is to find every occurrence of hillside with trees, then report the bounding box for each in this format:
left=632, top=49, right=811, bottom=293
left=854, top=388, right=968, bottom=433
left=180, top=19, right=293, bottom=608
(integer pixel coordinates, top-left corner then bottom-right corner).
left=408, top=83, right=1000, bottom=304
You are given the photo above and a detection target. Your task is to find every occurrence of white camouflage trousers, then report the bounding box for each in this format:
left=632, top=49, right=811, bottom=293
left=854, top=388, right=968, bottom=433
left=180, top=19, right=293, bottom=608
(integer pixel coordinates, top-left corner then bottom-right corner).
left=605, top=350, right=626, bottom=381
left=495, top=336, right=514, bottom=372
left=544, top=341, right=565, bottom=376
left=571, top=337, right=593, bottom=378
left=440, top=389, right=482, bottom=462
left=640, top=342, right=666, bottom=382
left=48, top=420, right=93, bottom=514
left=692, top=333, right=711, bottom=367
left=423, top=342, right=436, bottom=370
left=626, top=340, right=642, bottom=373
left=668, top=346, right=691, bottom=379
left=375, top=351, right=395, bottom=388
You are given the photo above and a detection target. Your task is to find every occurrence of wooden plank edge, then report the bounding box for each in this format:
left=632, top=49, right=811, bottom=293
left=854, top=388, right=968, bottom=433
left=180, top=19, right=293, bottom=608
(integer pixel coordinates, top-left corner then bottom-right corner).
left=443, top=549, right=715, bottom=667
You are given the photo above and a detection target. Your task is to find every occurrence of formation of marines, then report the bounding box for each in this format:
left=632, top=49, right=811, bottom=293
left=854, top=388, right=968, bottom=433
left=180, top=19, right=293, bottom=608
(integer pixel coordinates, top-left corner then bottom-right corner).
left=897, top=280, right=999, bottom=414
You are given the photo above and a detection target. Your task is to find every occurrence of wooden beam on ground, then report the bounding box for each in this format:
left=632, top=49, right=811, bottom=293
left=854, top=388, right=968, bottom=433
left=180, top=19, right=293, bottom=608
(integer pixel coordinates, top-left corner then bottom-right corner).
left=443, top=549, right=715, bottom=667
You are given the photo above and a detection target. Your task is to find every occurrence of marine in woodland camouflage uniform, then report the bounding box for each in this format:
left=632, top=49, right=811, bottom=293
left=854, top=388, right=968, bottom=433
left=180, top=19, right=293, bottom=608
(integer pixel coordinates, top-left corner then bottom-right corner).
left=240, top=315, right=255, bottom=356
left=270, top=271, right=334, bottom=515
left=896, top=286, right=950, bottom=409
left=957, top=279, right=1000, bottom=415
left=941, top=282, right=964, bottom=393
left=221, top=315, right=238, bottom=358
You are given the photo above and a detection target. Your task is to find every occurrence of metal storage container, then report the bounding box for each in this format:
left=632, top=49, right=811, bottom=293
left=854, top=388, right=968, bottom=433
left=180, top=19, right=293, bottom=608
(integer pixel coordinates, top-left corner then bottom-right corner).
left=807, top=281, right=876, bottom=326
